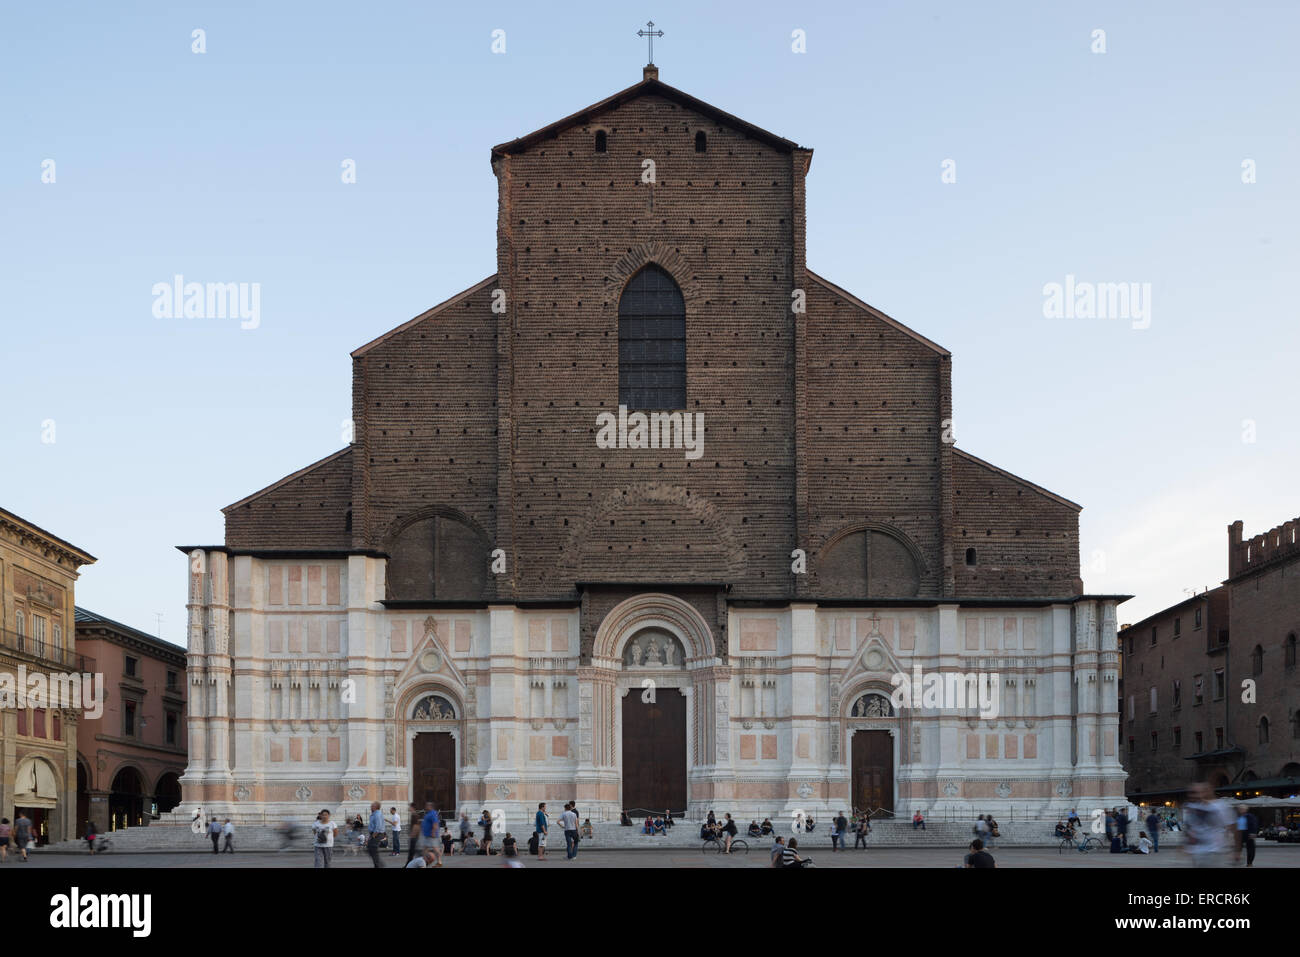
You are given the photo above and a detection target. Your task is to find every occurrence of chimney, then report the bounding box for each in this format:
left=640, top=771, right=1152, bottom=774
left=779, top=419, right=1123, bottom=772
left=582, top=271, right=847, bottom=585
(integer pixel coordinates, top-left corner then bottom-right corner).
left=643, top=64, right=659, bottom=81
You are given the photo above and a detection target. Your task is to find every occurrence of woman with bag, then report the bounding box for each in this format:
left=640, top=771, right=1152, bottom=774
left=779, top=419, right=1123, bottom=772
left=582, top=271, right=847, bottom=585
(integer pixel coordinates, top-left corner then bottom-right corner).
left=312, top=810, right=337, bottom=868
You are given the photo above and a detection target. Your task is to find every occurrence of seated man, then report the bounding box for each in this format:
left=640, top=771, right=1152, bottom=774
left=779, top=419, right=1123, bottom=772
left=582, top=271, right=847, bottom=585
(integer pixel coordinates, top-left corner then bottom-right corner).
left=759, top=819, right=773, bottom=835
left=620, top=811, right=633, bottom=827
left=653, top=817, right=666, bottom=834
left=580, top=819, right=594, bottom=840
left=912, top=812, right=926, bottom=830
left=781, top=837, right=810, bottom=868
left=1055, top=821, right=1069, bottom=839
left=748, top=820, right=762, bottom=837
left=462, top=834, right=480, bottom=855
left=644, top=816, right=655, bottom=835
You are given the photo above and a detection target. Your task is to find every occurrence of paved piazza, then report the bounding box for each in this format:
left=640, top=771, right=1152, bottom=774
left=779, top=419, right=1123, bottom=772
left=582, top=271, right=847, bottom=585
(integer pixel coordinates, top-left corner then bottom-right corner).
left=18, top=845, right=1300, bottom=869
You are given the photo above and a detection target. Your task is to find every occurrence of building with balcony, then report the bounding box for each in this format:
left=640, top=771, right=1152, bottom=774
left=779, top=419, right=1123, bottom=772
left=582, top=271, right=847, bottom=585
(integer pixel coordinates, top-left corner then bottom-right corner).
left=0, top=506, right=96, bottom=844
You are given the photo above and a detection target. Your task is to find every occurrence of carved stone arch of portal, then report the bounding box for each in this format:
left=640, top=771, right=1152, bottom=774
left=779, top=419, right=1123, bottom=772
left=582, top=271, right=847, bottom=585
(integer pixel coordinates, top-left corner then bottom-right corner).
left=591, top=592, right=718, bottom=667
left=396, top=682, right=467, bottom=768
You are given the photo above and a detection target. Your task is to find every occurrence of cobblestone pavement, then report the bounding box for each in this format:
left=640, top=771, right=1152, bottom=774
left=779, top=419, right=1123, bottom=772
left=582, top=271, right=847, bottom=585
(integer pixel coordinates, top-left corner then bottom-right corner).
left=13, top=845, right=1299, bottom=868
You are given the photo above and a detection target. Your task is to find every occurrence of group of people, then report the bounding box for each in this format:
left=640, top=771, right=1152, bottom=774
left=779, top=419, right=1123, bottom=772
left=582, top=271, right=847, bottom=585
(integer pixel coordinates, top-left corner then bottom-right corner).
left=640, top=811, right=674, bottom=835
left=0, top=815, right=33, bottom=862
left=973, top=814, right=1000, bottom=848
left=308, top=800, right=588, bottom=868
left=205, top=817, right=235, bottom=853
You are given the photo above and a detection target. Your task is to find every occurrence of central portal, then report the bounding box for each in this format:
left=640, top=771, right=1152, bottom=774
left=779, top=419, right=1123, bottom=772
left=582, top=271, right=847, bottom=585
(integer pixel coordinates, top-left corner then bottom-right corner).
left=411, top=732, right=455, bottom=815
left=621, top=688, right=687, bottom=815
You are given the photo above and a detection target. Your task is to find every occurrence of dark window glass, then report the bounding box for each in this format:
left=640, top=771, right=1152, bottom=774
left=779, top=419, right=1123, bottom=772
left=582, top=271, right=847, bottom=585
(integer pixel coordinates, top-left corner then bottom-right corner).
left=595, top=130, right=607, bottom=153
left=695, top=130, right=707, bottom=152
left=166, top=712, right=177, bottom=746
left=619, top=265, right=686, bottom=409
left=125, top=655, right=138, bottom=677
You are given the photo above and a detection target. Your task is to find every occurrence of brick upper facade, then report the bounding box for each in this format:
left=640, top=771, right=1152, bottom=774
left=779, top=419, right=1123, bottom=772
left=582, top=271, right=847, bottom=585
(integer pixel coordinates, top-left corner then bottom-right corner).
left=221, top=69, right=1082, bottom=607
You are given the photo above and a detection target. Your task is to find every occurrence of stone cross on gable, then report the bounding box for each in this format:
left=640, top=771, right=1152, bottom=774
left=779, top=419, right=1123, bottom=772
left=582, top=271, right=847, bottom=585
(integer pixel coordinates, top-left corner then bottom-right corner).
left=637, top=20, right=664, bottom=64
left=866, top=611, right=883, bottom=637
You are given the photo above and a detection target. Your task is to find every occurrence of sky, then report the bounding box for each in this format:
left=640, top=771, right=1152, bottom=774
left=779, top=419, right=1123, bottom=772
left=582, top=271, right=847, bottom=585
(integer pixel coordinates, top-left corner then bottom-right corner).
left=2, top=0, right=1297, bottom=646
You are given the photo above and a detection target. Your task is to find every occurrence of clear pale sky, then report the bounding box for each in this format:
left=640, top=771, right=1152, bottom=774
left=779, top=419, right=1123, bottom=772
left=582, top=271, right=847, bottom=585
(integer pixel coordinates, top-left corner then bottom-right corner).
left=3, top=1, right=1296, bottom=646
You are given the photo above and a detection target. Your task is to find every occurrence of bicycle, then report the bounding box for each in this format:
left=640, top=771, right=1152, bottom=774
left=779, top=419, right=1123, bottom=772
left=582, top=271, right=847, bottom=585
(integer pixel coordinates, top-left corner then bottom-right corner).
left=701, top=834, right=749, bottom=854
left=1057, top=833, right=1104, bottom=853
left=92, top=834, right=114, bottom=854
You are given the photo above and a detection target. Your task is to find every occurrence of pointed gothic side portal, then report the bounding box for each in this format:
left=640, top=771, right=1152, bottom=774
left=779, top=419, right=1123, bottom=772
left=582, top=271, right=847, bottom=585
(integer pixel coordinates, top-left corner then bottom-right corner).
left=851, top=729, right=894, bottom=817
left=412, top=732, right=456, bottom=815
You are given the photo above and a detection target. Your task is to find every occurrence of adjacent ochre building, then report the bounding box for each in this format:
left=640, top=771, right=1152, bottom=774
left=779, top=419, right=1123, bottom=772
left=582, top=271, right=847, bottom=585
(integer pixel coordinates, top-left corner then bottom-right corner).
left=0, top=507, right=96, bottom=844
left=177, top=67, right=1130, bottom=826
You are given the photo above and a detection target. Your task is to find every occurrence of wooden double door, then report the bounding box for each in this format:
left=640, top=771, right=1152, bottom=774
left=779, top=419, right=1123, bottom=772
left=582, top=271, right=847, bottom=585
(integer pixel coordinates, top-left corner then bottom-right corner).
left=851, top=730, right=894, bottom=817
left=621, top=688, right=687, bottom=814
left=412, top=732, right=456, bottom=813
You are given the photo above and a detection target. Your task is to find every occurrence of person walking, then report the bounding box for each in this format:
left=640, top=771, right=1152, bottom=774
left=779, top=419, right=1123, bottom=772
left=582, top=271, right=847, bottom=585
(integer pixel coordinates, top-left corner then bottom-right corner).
left=367, top=801, right=386, bottom=867
left=459, top=812, right=473, bottom=850
left=421, top=802, right=443, bottom=866
left=835, top=811, right=849, bottom=846
left=406, top=803, right=421, bottom=865
left=1184, top=782, right=1236, bottom=867
left=387, top=807, right=402, bottom=857
left=86, top=820, right=98, bottom=855
left=208, top=817, right=222, bottom=854
left=561, top=802, right=579, bottom=860
left=829, top=815, right=840, bottom=851
left=222, top=818, right=235, bottom=853
left=14, top=813, right=32, bottom=862
left=312, top=810, right=337, bottom=868
left=535, top=802, right=549, bottom=860
left=0, top=818, right=11, bottom=863
left=1145, top=809, right=1162, bottom=853
left=479, top=809, right=493, bottom=855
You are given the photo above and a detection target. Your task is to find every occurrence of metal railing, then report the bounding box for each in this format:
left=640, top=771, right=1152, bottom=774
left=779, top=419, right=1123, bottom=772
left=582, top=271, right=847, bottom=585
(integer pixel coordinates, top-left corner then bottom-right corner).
left=0, top=627, right=96, bottom=671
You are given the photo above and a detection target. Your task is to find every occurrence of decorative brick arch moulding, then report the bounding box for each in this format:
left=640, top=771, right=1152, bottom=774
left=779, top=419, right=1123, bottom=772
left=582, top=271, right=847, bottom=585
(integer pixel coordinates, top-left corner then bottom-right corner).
left=381, top=504, right=493, bottom=554
left=591, top=592, right=719, bottom=667
left=603, top=242, right=701, bottom=310
left=818, top=521, right=930, bottom=578
left=558, top=481, right=745, bottom=584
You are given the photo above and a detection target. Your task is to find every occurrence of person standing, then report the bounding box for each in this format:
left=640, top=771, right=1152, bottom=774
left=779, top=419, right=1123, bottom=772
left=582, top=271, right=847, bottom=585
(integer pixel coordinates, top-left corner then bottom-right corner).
left=480, top=809, right=494, bottom=855
left=86, top=820, right=98, bottom=855
left=312, top=810, right=337, bottom=868
left=835, top=810, right=849, bottom=845
left=561, top=802, right=579, bottom=860
left=829, top=815, right=840, bottom=852
left=1116, top=807, right=1130, bottom=850
left=854, top=816, right=870, bottom=849
left=367, top=801, right=386, bottom=867
left=1145, top=809, right=1162, bottom=853
left=1237, top=805, right=1259, bottom=867
left=459, top=812, right=473, bottom=850
left=387, top=807, right=402, bottom=857
left=535, top=802, right=549, bottom=860
left=0, top=818, right=11, bottom=863
left=208, top=817, right=223, bottom=854
left=14, top=813, right=32, bottom=862
left=222, top=819, right=235, bottom=853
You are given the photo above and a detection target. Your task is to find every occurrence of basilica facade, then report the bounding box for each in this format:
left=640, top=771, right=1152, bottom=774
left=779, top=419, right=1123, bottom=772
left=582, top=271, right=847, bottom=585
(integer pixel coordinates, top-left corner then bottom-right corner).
left=178, top=66, right=1128, bottom=825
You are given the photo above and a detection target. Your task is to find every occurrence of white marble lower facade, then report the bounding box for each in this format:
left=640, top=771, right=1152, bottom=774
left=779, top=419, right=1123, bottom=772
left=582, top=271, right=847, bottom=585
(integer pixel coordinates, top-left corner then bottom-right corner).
left=176, top=550, right=1127, bottom=826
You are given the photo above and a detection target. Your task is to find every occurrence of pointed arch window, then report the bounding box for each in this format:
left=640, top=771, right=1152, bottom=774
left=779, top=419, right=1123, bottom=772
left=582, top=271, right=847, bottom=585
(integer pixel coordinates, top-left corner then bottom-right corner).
left=618, top=264, right=686, bottom=409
